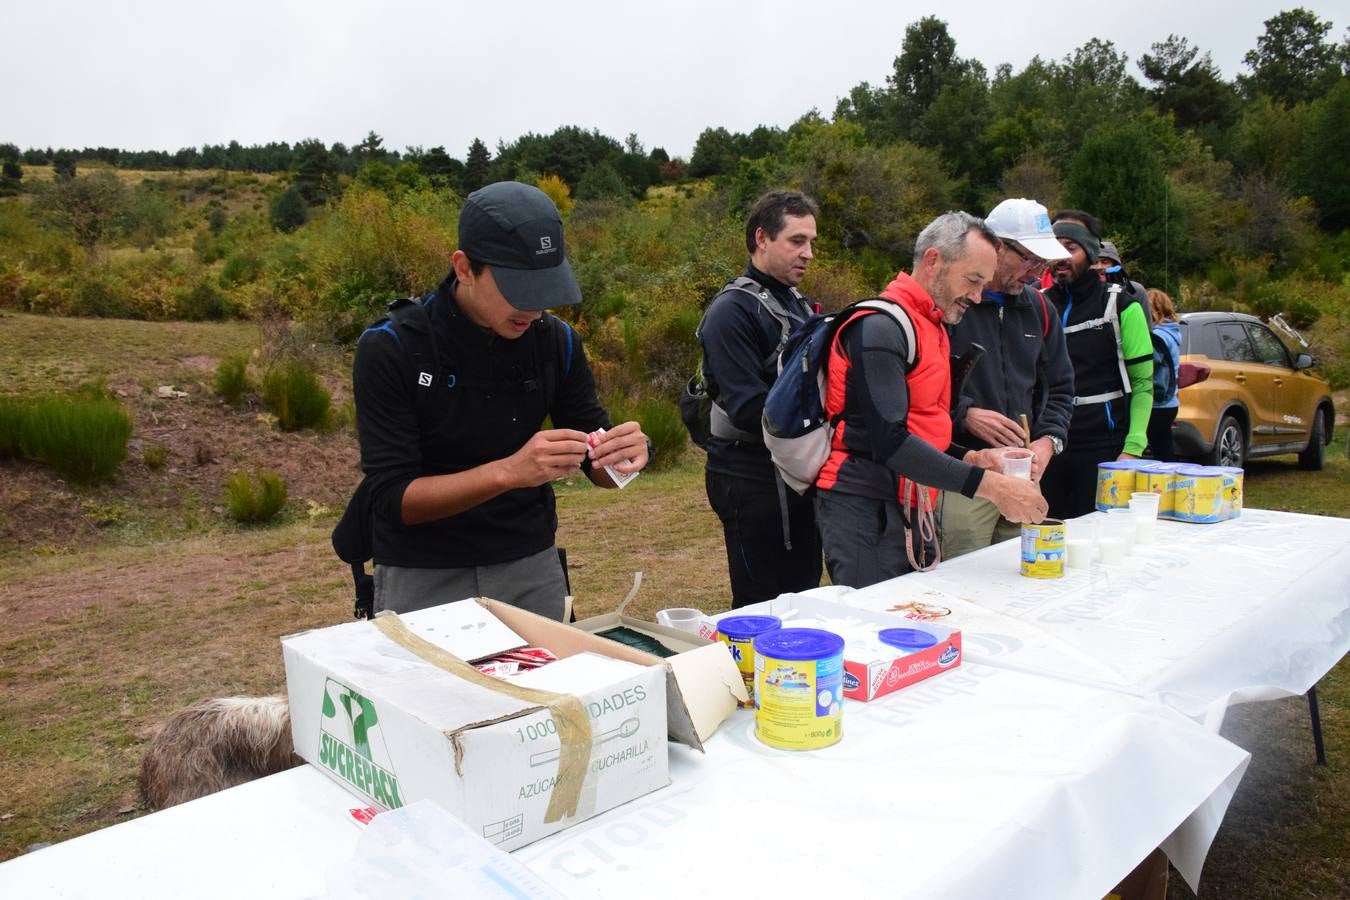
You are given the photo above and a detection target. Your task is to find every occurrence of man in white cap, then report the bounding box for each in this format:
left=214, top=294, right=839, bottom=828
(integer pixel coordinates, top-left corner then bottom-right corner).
left=941, top=198, right=1075, bottom=558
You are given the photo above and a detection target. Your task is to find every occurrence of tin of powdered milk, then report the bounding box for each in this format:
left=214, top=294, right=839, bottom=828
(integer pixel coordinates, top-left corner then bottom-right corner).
left=1096, top=460, right=1142, bottom=510
left=1134, top=462, right=1180, bottom=516
left=753, top=628, right=844, bottom=751
left=1172, top=464, right=1225, bottom=523
left=1020, top=518, right=1066, bottom=578
left=718, top=615, right=782, bottom=708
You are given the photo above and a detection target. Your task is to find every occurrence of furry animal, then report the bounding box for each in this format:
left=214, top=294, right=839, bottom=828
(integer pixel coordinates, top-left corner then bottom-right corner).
left=139, top=696, right=300, bottom=810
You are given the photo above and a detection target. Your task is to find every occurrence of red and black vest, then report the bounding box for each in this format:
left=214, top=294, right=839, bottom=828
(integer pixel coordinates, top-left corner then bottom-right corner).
left=816, top=273, right=952, bottom=508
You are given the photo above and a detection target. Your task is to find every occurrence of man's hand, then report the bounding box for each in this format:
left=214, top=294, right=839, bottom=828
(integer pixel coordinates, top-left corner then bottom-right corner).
left=975, top=471, right=1049, bottom=524
left=1117, top=451, right=1139, bottom=462
left=963, top=407, right=1027, bottom=448
left=963, top=446, right=1013, bottom=471
left=1029, top=436, right=1055, bottom=483
left=502, top=429, right=589, bottom=488
left=588, top=420, right=649, bottom=474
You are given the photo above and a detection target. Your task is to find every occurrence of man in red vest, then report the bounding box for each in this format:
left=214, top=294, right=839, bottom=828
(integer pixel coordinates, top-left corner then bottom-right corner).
left=814, top=212, right=1048, bottom=588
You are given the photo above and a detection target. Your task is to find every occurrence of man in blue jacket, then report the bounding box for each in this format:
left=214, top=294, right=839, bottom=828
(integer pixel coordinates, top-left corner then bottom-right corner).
left=942, top=198, right=1075, bottom=557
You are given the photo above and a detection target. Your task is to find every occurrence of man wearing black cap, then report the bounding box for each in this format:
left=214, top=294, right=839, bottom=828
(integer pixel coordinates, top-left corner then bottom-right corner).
left=1040, top=210, right=1154, bottom=518
left=352, top=181, right=650, bottom=619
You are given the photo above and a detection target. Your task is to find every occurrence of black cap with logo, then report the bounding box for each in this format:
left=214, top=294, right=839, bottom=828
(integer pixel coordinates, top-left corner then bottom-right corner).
left=458, top=182, right=581, bottom=311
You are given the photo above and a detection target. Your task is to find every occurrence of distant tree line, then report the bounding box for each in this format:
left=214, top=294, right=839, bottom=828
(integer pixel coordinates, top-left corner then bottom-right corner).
left=3, top=6, right=1348, bottom=287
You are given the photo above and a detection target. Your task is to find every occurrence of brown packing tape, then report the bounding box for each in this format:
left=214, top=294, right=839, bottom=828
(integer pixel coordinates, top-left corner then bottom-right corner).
left=372, top=612, right=593, bottom=825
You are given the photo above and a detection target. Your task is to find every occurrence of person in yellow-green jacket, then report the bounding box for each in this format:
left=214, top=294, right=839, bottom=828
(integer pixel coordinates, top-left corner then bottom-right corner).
left=1040, top=210, right=1153, bottom=519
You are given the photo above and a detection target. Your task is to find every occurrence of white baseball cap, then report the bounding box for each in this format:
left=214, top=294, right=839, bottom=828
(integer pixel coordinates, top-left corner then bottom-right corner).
left=985, top=198, right=1070, bottom=261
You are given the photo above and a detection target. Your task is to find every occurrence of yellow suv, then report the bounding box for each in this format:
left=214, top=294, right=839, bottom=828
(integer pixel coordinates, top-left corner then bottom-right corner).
left=1173, top=312, right=1334, bottom=469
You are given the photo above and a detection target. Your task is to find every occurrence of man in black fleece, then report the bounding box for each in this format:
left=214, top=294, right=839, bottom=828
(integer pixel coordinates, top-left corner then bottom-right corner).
left=352, top=182, right=650, bottom=619
left=942, top=198, right=1075, bottom=557
left=699, top=190, right=823, bottom=607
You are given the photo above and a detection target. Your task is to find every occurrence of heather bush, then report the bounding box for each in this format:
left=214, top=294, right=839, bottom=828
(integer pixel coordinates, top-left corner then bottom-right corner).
left=224, top=469, right=288, bottom=524
left=214, top=354, right=252, bottom=405
left=262, top=360, right=330, bottom=431
left=7, top=394, right=133, bottom=483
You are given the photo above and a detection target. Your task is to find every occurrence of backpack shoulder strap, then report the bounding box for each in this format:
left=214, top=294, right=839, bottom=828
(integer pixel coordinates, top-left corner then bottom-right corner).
left=725, top=275, right=810, bottom=344
left=1035, top=289, right=1051, bottom=338
left=846, top=298, right=918, bottom=370
left=535, top=312, right=572, bottom=407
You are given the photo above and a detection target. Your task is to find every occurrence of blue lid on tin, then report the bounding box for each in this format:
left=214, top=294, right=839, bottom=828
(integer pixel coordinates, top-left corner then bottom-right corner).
left=878, top=628, right=938, bottom=652
left=753, top=627, right=844, bottom=660
left=1098, top=460, right=1142, bottom=470
left=717, top=615, right=782, bottom=640
left=1175, top=463, right=1214, bottom=475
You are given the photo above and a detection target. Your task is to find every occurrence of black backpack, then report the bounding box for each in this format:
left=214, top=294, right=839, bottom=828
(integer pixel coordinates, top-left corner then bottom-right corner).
left=332, top=295, right=573, bottom=618
left=679, top=276, right=809, bottom=449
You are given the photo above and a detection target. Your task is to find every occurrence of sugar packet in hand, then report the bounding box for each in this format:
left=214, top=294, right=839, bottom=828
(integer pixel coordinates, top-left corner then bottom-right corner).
left=587, top=428, right=640, bottom=489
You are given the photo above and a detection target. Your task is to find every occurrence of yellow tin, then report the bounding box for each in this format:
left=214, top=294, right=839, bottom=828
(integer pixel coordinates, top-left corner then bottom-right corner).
left=1215, top=466, right=1244, bottom=520
left=717, top=615, right=781, bottom=708
left=1020, top=518, right=1066, bottom=578
left=753, top=629, right=844, bottom=751
left=1134, top=462, right=1180, bottom=516
left=1096, top=461, right=1141, bottom=510
left=1172, top=465, right=1225, bottom=522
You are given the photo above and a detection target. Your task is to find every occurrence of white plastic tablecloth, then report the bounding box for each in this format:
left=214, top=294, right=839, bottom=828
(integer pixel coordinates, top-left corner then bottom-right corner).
left=8, top=507, right=1341, bottom=898
left=0, top=665, right=1248, bottom=900
left=826, top=508, right=1350, bottom=729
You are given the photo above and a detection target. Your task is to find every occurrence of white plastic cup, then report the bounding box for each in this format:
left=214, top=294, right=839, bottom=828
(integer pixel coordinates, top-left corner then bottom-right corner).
left=1098, top=536, right=1126, bottom=564
left=1066, top=538, right=1095, bottom=568
left=1105, top=508, right=1135, bottom=555
left=655, top=608, right=705, bottom=634
left=1001, top=448, right=1034, bottom=480
left=1129, top=492, right=1161, bottom=545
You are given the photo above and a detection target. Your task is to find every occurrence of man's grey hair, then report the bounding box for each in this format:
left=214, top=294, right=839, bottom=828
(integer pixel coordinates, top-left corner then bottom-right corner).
left=914, top=211, right=998, bottom=263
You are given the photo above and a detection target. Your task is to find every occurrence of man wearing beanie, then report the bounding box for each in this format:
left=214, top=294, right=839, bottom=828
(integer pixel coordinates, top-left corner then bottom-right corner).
left=352, top=181, right=650, bottom=618
left=942, top=199, right=1076, bottom=557
left=1041, top=210, right=1154, bottom=518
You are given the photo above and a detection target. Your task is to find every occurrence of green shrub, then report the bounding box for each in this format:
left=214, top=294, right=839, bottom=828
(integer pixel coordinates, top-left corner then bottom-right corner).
left=0, top=397, right=26, bottom=456
left=1285, top=299, right=1322, bottom=329
left=179, top=277, right=232, bottom=321
left=214, top=354, right=251, bottom=405
left=13, top=395, right=132, bottom=483
left=220, top=249, right=263, bottom=286
left=224, top=469, right=288, bottom=524
left=142, top=442, right=168, bottom=469
left=262, top=360, right=330, bottom=430
left=606, top=395, right=686, bottom=471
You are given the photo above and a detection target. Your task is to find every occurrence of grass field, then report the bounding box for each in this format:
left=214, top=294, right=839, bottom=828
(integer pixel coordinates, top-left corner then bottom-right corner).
left=0, top=314, right=1346, bottom=898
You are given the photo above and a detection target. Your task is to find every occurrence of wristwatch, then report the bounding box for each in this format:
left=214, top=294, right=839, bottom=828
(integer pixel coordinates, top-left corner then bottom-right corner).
left=1048, top=435, right=1064, bottom=456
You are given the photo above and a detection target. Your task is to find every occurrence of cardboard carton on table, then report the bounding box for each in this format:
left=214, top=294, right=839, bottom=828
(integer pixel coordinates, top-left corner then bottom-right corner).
left=283, top=597, right=741, bottom=851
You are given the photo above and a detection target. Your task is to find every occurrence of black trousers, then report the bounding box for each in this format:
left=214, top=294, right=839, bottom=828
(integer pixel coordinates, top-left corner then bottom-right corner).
left=1148, top=406, right=1179, bottom=462
left=706, top=469, right=823, bottom=608
left=1042, top=445, right=1122, bottom=520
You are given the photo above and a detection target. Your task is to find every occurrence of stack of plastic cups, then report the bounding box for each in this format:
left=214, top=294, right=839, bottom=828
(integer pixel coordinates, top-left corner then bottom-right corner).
left=1129, top=491, right=1161, bottom=544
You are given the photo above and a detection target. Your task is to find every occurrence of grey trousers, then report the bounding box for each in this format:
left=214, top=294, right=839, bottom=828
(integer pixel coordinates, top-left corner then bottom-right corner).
left=373, top=545, right=568, bottom=621
left=939, top=491, right=1022, bottom=559
left=815, top=490, right=934, bottom=589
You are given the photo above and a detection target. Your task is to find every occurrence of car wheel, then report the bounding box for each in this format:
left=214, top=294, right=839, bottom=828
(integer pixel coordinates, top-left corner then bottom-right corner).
left=1206, top=415, right=1246, bottom=468
left=1297, top=409, right=1326, bottom=471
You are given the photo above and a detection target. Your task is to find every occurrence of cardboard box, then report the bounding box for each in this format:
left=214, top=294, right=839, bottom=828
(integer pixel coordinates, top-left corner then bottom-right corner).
left=571, top=610, right=751, bottom=733
left=710, top=594, right=962, bottom=702
left=283, top=598, right=737, bottom=851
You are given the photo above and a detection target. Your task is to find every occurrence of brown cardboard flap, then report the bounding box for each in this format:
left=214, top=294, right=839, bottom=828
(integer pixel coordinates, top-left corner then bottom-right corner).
left=481, top=598, right=741, bottom=749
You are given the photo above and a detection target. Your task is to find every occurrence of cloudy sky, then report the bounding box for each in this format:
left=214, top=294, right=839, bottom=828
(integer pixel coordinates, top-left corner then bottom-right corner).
left=4, top=1, right=1344, bottom=159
